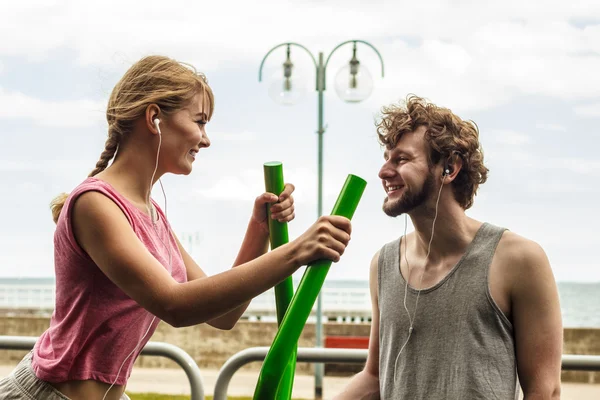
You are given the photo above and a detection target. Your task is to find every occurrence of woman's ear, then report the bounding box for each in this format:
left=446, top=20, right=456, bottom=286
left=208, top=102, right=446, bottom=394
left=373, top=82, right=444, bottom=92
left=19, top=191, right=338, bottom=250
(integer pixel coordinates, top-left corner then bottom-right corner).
left=145, top=104, right=161, bottom=135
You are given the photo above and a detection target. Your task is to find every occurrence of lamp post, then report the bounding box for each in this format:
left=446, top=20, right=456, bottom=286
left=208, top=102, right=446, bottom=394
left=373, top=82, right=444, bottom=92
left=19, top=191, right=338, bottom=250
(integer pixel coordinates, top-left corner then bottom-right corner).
left=259, top=39, right=384, bottom=399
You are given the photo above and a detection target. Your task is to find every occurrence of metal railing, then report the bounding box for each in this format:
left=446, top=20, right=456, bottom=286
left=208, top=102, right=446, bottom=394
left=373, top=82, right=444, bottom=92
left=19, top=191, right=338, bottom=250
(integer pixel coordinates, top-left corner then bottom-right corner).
left=562, top=354, right=600, bottom=371
left=212, top=346, right=600, bottom=400
left=213, top=347, right=366, bottom=400
left=3, top=337, right=599, bottom=400
left=0, top=335, right=204, bottom=400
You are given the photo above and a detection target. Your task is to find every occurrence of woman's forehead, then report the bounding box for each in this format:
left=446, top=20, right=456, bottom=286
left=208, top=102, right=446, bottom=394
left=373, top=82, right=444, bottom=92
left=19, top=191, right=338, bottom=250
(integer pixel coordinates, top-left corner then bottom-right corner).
left=187, top=92, right=211, bottom=118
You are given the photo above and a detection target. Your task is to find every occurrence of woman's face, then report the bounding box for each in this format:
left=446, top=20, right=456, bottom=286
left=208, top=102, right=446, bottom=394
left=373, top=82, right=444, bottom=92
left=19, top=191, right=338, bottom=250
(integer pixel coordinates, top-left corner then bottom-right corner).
left=159, top=93, right=211, bottom=176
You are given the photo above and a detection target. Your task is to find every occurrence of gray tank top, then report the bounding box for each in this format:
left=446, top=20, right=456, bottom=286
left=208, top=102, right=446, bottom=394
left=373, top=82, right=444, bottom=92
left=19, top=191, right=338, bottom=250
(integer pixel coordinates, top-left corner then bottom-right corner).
left=378, top=222, right=519, bottom=399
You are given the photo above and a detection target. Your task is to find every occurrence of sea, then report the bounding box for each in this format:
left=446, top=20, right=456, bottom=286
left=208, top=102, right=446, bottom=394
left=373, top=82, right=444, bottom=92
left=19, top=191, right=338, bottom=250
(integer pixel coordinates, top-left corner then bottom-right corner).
left=0, top=278, right=598, bottom=328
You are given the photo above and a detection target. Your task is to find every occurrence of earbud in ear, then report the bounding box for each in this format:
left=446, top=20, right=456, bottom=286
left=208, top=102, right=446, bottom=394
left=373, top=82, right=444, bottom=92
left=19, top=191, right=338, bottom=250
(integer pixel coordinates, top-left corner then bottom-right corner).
left=443, top=161, right=451, bottom=177
left=153, top=118, right=162, bottom=135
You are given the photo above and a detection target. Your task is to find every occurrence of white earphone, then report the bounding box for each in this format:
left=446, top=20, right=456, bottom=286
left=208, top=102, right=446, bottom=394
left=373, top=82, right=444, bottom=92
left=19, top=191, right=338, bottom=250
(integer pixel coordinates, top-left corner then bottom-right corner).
left=153, top=118, right=162, bottom=135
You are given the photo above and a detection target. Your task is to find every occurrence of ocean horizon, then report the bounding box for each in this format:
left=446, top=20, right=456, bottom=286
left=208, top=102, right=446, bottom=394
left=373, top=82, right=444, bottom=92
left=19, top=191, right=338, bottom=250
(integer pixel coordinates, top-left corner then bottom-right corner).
left=0, top=277, right=598, bottom=328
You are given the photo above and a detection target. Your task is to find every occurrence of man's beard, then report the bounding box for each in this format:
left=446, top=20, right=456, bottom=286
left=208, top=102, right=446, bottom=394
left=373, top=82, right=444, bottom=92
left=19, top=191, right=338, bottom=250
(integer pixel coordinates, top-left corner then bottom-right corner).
left=382, top=171, right=435, bottom=217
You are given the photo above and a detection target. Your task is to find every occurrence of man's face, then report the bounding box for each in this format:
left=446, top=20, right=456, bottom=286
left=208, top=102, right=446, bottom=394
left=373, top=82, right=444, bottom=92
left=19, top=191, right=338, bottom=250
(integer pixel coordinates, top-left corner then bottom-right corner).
left=378, top=126, right=436, bottom=217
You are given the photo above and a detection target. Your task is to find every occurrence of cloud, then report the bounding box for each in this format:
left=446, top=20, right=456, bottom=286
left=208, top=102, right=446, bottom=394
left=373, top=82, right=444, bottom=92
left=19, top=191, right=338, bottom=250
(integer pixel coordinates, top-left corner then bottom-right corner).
left=196, top=176, right=258, bottom=202
left=190, top=164, right=345, bottom=207
left=535, top=123, right=567, bottom=132
left=1, top=0, right=599, bottom=285
left=525, top=181, right=600, bottom=194
left=194, top=168, right=271, bottom=203
left=487, top=130, right=532, bottom=146
left=0, top=88, right=105, bottom=128
left=214, top=131, right=259, bottom=142
left=497, top=149, right=600, bottom=177
left=552, top=157, right=600, bottom=175
left=0, top=159, right=89, bottom=173
left=482, top=129, right=600, bottom=178
left=1, top=1, right=600, bottom=114
left=422, top=40, right=473, bottom=75
left=574, top=102, right=600, bottom=117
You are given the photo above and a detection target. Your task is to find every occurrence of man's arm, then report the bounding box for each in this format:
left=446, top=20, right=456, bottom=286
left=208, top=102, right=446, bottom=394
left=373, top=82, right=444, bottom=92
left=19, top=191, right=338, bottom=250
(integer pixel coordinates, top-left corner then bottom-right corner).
left=334, top=251, right=381, bottom=400
left=509, top=235, right=562, bottom=399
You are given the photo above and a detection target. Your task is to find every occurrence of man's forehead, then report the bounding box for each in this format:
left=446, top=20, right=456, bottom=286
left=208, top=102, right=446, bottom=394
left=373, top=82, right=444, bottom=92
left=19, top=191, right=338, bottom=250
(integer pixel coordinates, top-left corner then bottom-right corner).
left=383, top=132, right=427, bottom=158
left=383, top=145, right=407, bottom=159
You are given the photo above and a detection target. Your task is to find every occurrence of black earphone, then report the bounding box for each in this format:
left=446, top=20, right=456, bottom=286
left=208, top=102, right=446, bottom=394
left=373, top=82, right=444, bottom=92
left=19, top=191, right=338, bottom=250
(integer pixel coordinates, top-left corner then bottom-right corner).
left=443, top=159, right=452, bottom=177
left=443, top=151, right=460, bottom=177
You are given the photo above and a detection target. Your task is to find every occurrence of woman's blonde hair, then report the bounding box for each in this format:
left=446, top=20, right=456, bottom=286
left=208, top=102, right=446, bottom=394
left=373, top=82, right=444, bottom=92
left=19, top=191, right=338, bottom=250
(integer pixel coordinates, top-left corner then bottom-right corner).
left=50, top=55, right=214, bottom=223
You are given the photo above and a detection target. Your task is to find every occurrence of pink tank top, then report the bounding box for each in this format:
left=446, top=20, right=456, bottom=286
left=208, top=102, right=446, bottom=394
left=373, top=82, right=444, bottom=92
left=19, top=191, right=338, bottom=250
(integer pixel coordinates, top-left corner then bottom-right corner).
left=31, top=177, right=187, bottom=386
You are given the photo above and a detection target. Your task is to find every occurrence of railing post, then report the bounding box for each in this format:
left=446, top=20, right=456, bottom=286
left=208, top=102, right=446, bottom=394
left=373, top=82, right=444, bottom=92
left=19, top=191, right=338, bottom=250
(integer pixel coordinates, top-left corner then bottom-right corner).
left=0, top=336, right=204, bottom=400
left=214, top=347, right=368, bottom=400
left=141, top=341, right=204, bottom=399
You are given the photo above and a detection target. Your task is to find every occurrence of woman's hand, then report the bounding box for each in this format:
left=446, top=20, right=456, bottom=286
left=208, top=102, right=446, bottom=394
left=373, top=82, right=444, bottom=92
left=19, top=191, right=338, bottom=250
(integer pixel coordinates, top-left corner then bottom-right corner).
left=290, top=215, right=352, bottom=266
left=251, top=183, right=296, bottom=234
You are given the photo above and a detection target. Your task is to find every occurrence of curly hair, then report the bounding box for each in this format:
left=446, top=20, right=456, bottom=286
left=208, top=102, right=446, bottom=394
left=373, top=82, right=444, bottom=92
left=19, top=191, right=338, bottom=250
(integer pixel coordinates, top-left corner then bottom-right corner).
left=376, top=95, right=488, bottom=209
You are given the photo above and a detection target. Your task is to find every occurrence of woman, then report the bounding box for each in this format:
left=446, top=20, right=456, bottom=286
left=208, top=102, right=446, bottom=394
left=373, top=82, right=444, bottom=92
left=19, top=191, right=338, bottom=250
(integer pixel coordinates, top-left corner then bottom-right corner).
left=0, top=55, right=352, bottom=400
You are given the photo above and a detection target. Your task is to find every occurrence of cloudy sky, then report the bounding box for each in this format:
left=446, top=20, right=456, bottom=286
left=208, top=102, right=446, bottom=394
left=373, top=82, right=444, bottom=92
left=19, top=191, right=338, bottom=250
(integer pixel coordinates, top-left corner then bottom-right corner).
left=1, top=0, right=599, bottom=284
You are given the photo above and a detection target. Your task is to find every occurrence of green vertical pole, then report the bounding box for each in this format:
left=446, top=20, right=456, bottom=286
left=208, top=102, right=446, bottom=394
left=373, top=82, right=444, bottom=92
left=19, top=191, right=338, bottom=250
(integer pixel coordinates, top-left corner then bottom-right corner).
left=315, top=51, right=325, bottom=400
left=263, top=162, right=296, bottom=399
left=253, top=174, right=367, bottom=400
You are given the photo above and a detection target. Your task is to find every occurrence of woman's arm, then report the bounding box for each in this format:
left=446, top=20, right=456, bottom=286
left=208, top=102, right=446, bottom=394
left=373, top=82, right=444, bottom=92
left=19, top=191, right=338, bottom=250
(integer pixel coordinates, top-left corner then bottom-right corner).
left=177, top=216, right=270, bottom=330
left=71, top=190, right=350, bottom=328
left=178, top=184, right=297, bottom=329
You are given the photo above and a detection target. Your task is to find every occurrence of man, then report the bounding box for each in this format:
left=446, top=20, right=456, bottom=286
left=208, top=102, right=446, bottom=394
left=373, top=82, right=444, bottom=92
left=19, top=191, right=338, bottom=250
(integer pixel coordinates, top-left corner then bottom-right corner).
left=334, top=96, right=562, bottom=399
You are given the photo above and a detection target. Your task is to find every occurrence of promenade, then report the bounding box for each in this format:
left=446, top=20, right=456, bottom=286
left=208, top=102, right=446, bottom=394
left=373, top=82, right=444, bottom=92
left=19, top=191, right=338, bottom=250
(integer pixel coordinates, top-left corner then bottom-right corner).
left=2, top=366, right=598, bottom=399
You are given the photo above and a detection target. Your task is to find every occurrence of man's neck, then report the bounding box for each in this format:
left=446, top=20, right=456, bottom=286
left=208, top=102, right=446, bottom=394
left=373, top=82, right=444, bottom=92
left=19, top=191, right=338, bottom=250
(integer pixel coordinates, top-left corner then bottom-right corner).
left=407, top=202, right=481, bottom=264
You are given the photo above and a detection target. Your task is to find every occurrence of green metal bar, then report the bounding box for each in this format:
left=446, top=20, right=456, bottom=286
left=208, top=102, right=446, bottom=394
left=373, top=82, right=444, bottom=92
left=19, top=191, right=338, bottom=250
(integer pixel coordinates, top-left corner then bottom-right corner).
left=253, top=174, right=367, bottom=400
left=263, top=161, right=296, bottom=400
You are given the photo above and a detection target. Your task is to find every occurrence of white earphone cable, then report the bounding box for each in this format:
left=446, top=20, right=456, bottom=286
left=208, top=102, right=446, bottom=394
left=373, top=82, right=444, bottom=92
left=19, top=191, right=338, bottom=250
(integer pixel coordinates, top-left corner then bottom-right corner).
left=103, top=120, right=172, bottom=400
left=393, top=173, right=445, bottom=383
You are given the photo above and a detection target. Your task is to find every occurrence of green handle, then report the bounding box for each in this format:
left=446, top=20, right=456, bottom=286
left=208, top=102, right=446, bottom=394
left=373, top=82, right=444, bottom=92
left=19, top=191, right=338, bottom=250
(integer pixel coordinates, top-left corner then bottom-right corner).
left=263, top=162, right=296, bottom=399
left=253, top=174, right=367, bottom=400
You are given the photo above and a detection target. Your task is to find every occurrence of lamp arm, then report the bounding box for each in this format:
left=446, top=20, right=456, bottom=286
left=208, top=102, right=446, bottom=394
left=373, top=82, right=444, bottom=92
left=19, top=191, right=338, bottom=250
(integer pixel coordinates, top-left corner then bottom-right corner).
left=323, top=39, right=385, bottom=78
left=258, top=42, right=318, bottom=82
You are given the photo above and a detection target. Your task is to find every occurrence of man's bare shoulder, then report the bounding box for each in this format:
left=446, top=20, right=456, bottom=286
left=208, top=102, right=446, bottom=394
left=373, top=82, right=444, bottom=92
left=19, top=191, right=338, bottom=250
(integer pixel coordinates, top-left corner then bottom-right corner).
left=369, top=249, right=381, bottom=299
left=496, top=230, right=548, bottom=264
left=494, top=230, right=553, bottom=289
left=370, top=249, right=381, bottom=270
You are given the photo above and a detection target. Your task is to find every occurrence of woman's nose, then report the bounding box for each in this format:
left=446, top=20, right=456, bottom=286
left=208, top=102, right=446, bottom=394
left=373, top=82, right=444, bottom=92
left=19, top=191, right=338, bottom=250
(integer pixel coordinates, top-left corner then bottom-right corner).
left=200, top=132, right=211, bottom=148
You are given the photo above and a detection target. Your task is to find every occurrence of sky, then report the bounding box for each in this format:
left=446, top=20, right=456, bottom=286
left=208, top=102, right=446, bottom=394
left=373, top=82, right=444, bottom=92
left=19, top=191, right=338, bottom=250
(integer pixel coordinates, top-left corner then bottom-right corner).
left=0, top=0, right=599, bottom=283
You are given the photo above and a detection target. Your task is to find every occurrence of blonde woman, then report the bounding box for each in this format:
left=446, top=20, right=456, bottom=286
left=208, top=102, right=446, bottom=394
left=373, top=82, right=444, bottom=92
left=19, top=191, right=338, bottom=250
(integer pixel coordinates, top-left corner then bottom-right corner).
left=0, top=55, right=352, bottom=400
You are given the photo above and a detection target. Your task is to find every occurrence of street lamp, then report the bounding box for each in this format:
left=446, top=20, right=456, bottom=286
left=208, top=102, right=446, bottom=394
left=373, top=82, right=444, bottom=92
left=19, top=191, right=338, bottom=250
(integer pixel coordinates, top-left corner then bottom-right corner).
left=267, top=45, right=307, bottom=105
left=259, top=39, right=384, bottom=399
